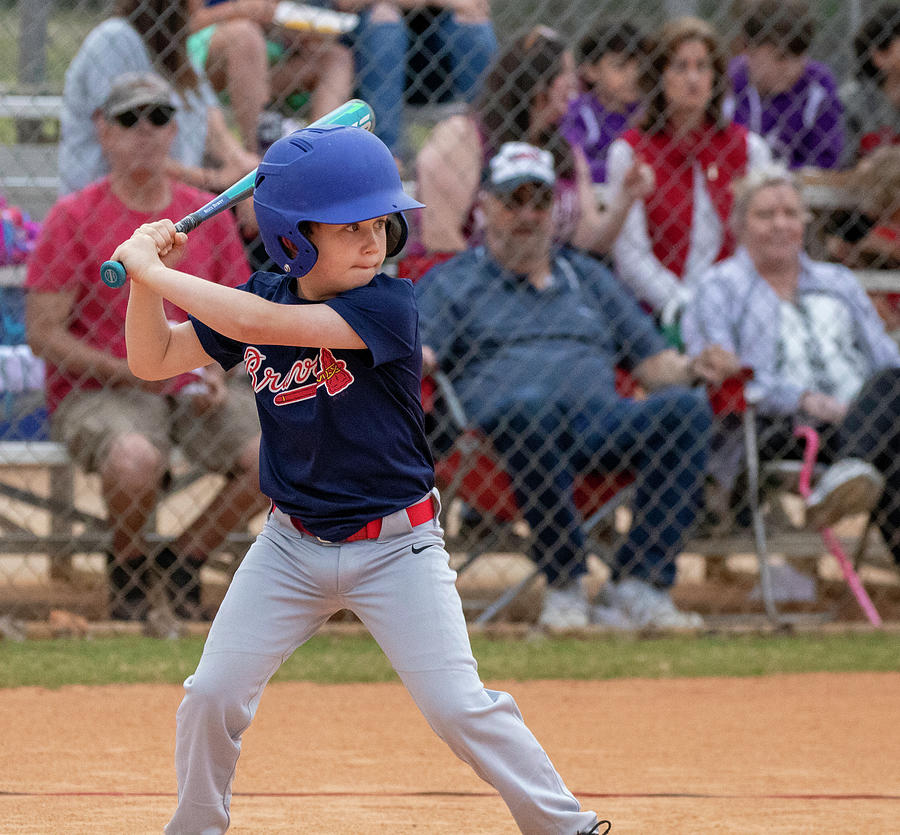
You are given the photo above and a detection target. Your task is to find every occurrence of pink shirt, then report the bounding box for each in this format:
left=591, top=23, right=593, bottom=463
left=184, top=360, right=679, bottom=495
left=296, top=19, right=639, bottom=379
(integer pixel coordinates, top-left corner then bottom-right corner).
left=25, top=178, right=251, bottom=411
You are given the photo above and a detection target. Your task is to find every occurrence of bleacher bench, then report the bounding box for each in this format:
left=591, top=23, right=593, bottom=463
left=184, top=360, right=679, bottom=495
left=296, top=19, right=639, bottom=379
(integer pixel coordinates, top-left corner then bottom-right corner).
left=0, top=437, right=257, bottom=580
left=0, top=264, right=256, bottom=576
left=0, top=256, right=897, bottom=600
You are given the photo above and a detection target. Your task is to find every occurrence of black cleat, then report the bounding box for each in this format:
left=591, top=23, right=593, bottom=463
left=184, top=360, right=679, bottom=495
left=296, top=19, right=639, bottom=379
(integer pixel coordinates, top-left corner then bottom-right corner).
left=579, top=822, right=612, bottom=835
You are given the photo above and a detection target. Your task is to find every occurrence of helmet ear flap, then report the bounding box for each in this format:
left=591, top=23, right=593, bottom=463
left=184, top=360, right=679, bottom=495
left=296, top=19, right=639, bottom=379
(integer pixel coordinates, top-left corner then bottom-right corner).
left=385, top=213, right=409, bottom=257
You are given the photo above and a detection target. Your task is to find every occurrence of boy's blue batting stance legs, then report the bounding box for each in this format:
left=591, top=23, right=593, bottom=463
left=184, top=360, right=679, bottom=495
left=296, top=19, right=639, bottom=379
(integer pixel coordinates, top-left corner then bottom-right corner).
left=165, top=493, right=599, bottom=834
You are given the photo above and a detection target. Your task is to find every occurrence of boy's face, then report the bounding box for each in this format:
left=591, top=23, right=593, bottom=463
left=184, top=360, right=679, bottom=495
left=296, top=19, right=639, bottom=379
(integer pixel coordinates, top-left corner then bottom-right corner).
left=745, top=43, right=807, bottom=95
left=582, top=51, right=640, bottom=112
left=302, top=217, right=387, bottom=298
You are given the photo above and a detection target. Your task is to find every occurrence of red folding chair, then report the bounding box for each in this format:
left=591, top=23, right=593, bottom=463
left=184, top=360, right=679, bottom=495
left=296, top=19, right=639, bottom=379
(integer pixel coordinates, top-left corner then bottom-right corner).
left=426, top=368, right=639, bottom=624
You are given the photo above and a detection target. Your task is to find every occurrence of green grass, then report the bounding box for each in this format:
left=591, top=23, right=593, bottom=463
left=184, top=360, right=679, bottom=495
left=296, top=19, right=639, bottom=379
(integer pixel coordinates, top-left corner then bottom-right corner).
left=1, top=631, right=898, bottom=689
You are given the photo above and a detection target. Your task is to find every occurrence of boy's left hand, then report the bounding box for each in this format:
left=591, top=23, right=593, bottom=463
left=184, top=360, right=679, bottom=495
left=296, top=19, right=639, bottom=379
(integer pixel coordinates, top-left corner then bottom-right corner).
left=111, top=220, right=187, bottom=282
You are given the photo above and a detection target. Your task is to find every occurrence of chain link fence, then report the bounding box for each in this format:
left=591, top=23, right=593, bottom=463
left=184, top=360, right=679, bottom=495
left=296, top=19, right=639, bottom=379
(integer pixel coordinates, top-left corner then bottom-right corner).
left=0, top=0, right=898, bottom=630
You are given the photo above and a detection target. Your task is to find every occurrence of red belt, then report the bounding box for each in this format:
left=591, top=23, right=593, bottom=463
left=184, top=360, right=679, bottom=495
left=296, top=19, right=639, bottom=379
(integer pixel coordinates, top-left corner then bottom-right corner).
left=283, top=496, right=435, bottom=542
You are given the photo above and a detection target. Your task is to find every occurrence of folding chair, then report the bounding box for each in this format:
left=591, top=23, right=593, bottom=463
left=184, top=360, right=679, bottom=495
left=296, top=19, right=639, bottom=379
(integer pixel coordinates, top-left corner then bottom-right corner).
left=722, top=378, right=886, bottom=626
left=426, top=368, right=638, bottom=625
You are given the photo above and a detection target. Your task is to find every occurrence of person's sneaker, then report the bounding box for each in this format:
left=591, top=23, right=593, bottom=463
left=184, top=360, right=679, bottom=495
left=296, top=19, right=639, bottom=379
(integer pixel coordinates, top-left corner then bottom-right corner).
left=155, top=548, right=207, bottom=621
left=257, top=110, right=285, bottom=153
left=749, top=562, right=818, bottom=604
left=613, top=577, right=703, bottom=629
left=805, top=458, right=884, bottom=530
left=538, top=579, right=590, bottom=630
left=578, top=821, right=612, bottom=834
left=106, top=553, right=150, bottom=621
left=257, top=112, right=305, bottom=153
left=590, top=582, right=637, bottom=630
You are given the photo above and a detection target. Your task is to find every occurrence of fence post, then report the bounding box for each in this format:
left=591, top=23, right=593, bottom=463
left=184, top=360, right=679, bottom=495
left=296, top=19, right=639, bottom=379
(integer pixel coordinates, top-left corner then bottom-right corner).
left=16, top=0, right=56, bottom=142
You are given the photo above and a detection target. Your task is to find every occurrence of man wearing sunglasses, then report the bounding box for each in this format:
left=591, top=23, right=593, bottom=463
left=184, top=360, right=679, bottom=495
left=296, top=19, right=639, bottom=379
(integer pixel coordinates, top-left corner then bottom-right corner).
left=25, top=72, right=266, bottom=625
left=416, top=141, right=741, bottom=631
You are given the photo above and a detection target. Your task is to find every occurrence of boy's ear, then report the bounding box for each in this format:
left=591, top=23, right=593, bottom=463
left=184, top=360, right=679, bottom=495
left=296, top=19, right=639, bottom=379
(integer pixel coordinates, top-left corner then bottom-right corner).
left=385, top=213, right=408, bottom=257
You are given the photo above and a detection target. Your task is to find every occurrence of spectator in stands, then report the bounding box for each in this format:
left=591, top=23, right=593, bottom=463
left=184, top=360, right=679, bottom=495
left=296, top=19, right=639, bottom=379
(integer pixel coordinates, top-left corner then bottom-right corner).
left=724, top=0, right=844, bottom=171
left=841, top=3, right=900, bottom=165
left=346, top=0, right=497, bottom=160
left=414, top=24, right=653, bottom=269
left=186, top=0, right=355, bottom=153
left=826, top=144, right=900, bottom=333
left=829, top=144, right=900, bottom=269
left=561, top=19, right=645, bottom=185
left=27, top=73, right=265, bottom=622
left=606, top=16, right=772, bottom=329
left=416, top=142, right=742, bottom=630
left=682, top=165, right=900, bottom=568
left=60, top=0, right=258, bottom=214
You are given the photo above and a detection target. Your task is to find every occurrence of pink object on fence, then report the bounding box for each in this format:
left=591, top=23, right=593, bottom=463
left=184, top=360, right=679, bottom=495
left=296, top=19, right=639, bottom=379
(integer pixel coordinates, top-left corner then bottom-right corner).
left=794, top=425, right=882, bottom=627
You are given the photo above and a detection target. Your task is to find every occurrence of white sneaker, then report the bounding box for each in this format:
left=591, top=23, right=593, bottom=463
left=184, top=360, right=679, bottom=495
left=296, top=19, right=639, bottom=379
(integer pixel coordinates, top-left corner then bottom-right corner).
left=806, top=458, right=884, bottom=530
left=590, top=603, right=638, bottom=630
left=538, top=579, right=590, bottom=630
left=749, top=562, right=817, bottom=603
left=613, top=577, right=703, bottom=629
left=589, top=582, right=637, bottom=630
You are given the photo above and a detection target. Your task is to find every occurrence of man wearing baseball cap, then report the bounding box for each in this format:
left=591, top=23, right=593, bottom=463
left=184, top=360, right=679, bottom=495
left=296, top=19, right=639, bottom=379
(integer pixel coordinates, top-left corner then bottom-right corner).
left=417, top=141, right=741, bottom=630
left=99, top=70, right=179, bottom=123
left=26, top=71, right=265, bottom=625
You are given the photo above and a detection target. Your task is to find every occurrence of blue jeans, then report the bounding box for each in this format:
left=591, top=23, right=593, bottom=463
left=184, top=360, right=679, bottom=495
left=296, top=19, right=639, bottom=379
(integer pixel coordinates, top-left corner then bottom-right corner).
left=352, top=10, right=497, bottom=151
left=482, top=388, right=712, bottom=589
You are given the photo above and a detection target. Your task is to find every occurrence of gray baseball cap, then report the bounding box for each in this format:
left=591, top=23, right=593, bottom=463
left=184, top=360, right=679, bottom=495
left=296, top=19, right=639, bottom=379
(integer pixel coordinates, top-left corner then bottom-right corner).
left=101, top=71, right=178, bottom=119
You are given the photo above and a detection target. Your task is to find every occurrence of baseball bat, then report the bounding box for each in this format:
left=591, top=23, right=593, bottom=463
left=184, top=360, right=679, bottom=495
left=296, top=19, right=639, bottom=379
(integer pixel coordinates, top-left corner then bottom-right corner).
left=99, top=98, right=375, bottom=288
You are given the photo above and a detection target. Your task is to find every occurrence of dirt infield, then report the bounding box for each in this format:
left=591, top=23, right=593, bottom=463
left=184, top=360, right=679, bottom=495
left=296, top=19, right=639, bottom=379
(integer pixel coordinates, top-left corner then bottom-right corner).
left=1, top=672, right=899, bottom=833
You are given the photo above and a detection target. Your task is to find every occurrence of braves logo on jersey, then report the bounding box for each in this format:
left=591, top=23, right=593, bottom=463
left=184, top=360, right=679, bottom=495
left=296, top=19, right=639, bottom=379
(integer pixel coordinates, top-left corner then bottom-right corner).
left=243, top=346, right=354, bottom=405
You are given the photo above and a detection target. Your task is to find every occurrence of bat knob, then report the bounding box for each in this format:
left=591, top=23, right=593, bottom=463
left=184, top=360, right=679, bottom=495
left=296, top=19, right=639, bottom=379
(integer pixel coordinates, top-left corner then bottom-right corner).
left=100, top=260, right=127, bottom=288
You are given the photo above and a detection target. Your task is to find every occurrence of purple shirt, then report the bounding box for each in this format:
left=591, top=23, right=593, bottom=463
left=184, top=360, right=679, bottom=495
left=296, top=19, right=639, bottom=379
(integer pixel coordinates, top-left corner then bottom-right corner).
left=726, top=56, right=844, bottom=170
left=561, top=94, right=638, bottom=183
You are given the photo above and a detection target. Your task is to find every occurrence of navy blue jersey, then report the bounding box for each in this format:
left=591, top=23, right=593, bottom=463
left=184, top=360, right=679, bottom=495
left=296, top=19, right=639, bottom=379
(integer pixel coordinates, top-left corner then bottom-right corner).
left=190, top=271, right=435, bottom=540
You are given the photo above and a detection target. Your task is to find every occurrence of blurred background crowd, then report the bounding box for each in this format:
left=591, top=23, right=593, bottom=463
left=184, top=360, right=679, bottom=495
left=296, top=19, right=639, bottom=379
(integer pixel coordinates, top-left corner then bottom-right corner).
left=0, top=0, right=898, bottom=632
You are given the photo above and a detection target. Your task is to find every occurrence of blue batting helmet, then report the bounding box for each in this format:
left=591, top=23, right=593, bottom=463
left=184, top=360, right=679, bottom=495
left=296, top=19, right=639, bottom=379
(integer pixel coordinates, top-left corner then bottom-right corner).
left=253, top=125, right=424, bottom=277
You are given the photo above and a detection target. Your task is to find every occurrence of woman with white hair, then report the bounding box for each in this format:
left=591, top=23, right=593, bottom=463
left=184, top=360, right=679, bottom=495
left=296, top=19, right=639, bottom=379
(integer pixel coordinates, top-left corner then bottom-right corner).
left=681, top=165, right=900, bottom=568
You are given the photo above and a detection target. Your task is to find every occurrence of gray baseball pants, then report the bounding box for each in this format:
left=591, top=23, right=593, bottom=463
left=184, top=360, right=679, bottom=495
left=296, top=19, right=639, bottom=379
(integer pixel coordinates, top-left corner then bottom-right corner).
left=164, top=491, right=598, bottom=834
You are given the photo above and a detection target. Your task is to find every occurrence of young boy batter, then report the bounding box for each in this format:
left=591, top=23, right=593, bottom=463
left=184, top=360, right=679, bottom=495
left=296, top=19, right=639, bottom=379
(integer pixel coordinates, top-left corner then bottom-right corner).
left=112, top=125, right=605, bottom=835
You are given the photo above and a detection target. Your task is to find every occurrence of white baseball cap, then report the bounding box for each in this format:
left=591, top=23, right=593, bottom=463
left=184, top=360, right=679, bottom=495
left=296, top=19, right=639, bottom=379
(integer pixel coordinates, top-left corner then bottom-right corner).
left=486, top=142, right=556, bottom=193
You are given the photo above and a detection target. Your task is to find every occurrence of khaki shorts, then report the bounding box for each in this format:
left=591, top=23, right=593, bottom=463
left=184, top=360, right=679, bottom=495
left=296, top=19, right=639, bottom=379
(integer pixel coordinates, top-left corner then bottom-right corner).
left=52, top=378, right=260, bottom=475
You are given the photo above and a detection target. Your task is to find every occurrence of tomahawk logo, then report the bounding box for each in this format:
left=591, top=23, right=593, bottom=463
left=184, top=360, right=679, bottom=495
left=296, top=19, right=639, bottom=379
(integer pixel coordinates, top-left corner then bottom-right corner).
left=243, top=346, right=354, bottom=405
